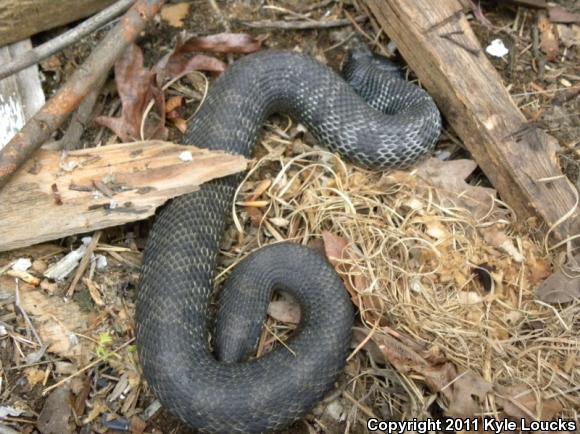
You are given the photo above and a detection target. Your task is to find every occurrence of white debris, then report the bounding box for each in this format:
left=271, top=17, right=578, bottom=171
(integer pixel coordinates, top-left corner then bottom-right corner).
left=44, top=238, right=92, bottom=281
left=179, top=151, right=193, bottom=161
left=95, top=254, right=108, bottom=270
left=0, top=325, right=7, bottom=336
left=11, top=258, right=32, bottom=272
left=486, top=39, right=509, bottom=57
left=0, top=405, right=24, bottom=418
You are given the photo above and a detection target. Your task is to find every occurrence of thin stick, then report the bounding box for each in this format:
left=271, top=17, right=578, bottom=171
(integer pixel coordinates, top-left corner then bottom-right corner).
left=0, top=0, right=136, bottom=81
left=14, top=279, right=43, bottom=346
left=242, top=15, right=367, bottom=30
left=42, top=338, right=135, bottom=395
left=0, top=0, right=165, bottom=190
left=66, top=231, right=102, bottom=297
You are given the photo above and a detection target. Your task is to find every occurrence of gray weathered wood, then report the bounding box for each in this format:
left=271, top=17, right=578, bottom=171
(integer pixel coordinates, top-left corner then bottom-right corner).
left=0, top=40, right=45, bottom=148
left=0, top=0, right=116, bottom=47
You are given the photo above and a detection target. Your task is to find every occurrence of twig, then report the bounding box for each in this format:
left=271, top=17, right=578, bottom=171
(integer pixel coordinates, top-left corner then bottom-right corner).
left=0, top=0, right=165, bottom=190
left=242, top=15, right=367, bottom=30
left=0, top=0, right=136, bottom=81
left=42, top=337, right=135, bottom=395
left=67, top=231, right=102, bottom=297
left=48, top=75, right=107, bottom=151
left=14, top=279, right=43, bottom=346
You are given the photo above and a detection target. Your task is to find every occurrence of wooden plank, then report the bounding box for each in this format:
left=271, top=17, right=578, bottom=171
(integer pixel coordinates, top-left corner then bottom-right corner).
left=0, top=39, right=45, bottom=148
left=0, top=0, right=115, bottom=47
left=364, top=0, right=579, bottom=243
left=0, top=141, right=247, bottom=252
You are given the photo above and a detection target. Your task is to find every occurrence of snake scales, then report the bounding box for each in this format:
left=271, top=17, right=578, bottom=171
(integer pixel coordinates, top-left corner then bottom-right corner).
left=136, top=48, right=441, bottom=433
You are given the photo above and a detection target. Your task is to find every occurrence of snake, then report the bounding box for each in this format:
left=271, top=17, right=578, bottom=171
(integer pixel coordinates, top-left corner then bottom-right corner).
left=135, top=47, right=441, bottom=433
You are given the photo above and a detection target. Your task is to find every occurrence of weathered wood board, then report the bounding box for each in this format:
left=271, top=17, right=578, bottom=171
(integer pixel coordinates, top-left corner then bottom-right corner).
left=0, top=141, right=247, bottom=252
left=364, top=0, right=579, bottom=244
left=0, top=0, right=115, bottom=47
left=0, top=39, right=45, bottom=147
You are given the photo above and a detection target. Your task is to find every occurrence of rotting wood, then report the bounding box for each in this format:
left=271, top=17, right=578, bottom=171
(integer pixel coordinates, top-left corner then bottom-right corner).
left=0, top=141, right=247, bottom=252
left=0, top=0, right=116, bottom=47
left=364, top=0, right=579, bottom=244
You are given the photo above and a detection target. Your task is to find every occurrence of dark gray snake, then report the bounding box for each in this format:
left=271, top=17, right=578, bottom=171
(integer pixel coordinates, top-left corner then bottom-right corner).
left=136, top=48, right=441, bottom=433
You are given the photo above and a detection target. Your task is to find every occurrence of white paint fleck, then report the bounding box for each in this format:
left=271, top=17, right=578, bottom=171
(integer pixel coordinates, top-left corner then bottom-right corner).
left=179, top=151, right=193, bottom=161
left=0, top=93, right=26, bottom=148
left=486, top=39, right=509, bottom=57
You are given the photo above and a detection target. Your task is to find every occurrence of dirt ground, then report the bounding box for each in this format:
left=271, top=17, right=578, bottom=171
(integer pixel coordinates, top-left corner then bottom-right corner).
left=0, top=1, right=578, bottom=433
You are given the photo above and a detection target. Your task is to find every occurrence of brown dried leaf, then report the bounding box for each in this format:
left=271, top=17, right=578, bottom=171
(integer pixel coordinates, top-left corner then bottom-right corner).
left=538, top=12, right=560, bottom=60
left=25, top=367, right=45, bottom=387
left=95, top=44, right=166, bottom=141
left=446, top=371, right=493, bottom=417
left=536, top=268, right=580, bottom=304
left=496, top=384, right=564, bottom=421
left=179, top=33, right=263, bottom=54
left=160, top=2, right=190, bottom=28
left=0, top=277, right=89, bottom=358
left=322, top=231, right=349, bottom=266
left=268, top=296, right=301, bottom=324
left=415, top=158, right=496, bottom=219
left=156, top=53, right=226, bottom=84
left=371, top=330, right=493, bottom=417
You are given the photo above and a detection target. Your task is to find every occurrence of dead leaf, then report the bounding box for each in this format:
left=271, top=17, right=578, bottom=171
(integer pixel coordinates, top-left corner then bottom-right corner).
left=37, top=386, right=74, bottom=434
left=155, top=53, right=226, bottom=85
left=154, top=32, right=263, bottom=84
left=536, top=268, right=580, bottom=304
left=25, top=367, right=45, bottom=387
left=496, top=384, right=564, bottom=421
left=268, top=296, right=301, bottom=324
left=172, top=117, right=188, bottom=133
left=178, top=33, right=264, bottom=54
left=0, top=277, right=89, bottom=358
left=165, top=95, right=183, bottom=113
left=95, top=44, right=166, bottom=141
left=446, top=370, right=493, bottom=417
left=415, top=158, right=496, bottom=219
left=322, top=231, right=350, bottom=266
left=538, top=12, right=559, bottom=60
left=557, top=24, right=580, bottom=47
left=160, top=2, right=190, bottom=28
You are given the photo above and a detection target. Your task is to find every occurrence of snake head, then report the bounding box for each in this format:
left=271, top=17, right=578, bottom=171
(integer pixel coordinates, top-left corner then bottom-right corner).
left=342, top=43, right=404, bottom=85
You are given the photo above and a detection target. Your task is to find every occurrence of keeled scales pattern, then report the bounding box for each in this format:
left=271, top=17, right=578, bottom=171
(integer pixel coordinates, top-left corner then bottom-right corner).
left=136, top=49, right=441, bottom=433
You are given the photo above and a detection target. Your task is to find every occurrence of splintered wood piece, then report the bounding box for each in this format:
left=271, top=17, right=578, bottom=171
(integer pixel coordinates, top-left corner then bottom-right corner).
left=364, top=0, right=579, bottom=244
left=0, top=141, right=247, bottom=252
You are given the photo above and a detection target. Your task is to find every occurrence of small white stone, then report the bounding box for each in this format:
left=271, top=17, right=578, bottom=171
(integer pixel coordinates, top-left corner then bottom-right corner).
left=179, top=151, right=193, bottom=161
left=12, top=258, right=32, bottom=272
left=486, top=39, right=509, bottom=57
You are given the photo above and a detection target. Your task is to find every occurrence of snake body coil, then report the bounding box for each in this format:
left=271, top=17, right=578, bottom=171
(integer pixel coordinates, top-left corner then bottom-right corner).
left=136, top=49, right=441, bottom=433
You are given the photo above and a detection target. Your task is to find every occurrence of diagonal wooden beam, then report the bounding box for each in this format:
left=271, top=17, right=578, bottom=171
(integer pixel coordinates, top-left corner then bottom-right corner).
left=364, top=0, right=579, bottom=244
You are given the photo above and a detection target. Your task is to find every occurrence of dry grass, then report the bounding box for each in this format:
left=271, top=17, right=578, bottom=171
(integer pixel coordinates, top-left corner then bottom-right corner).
left=224, top=122, right=579, bottom=430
